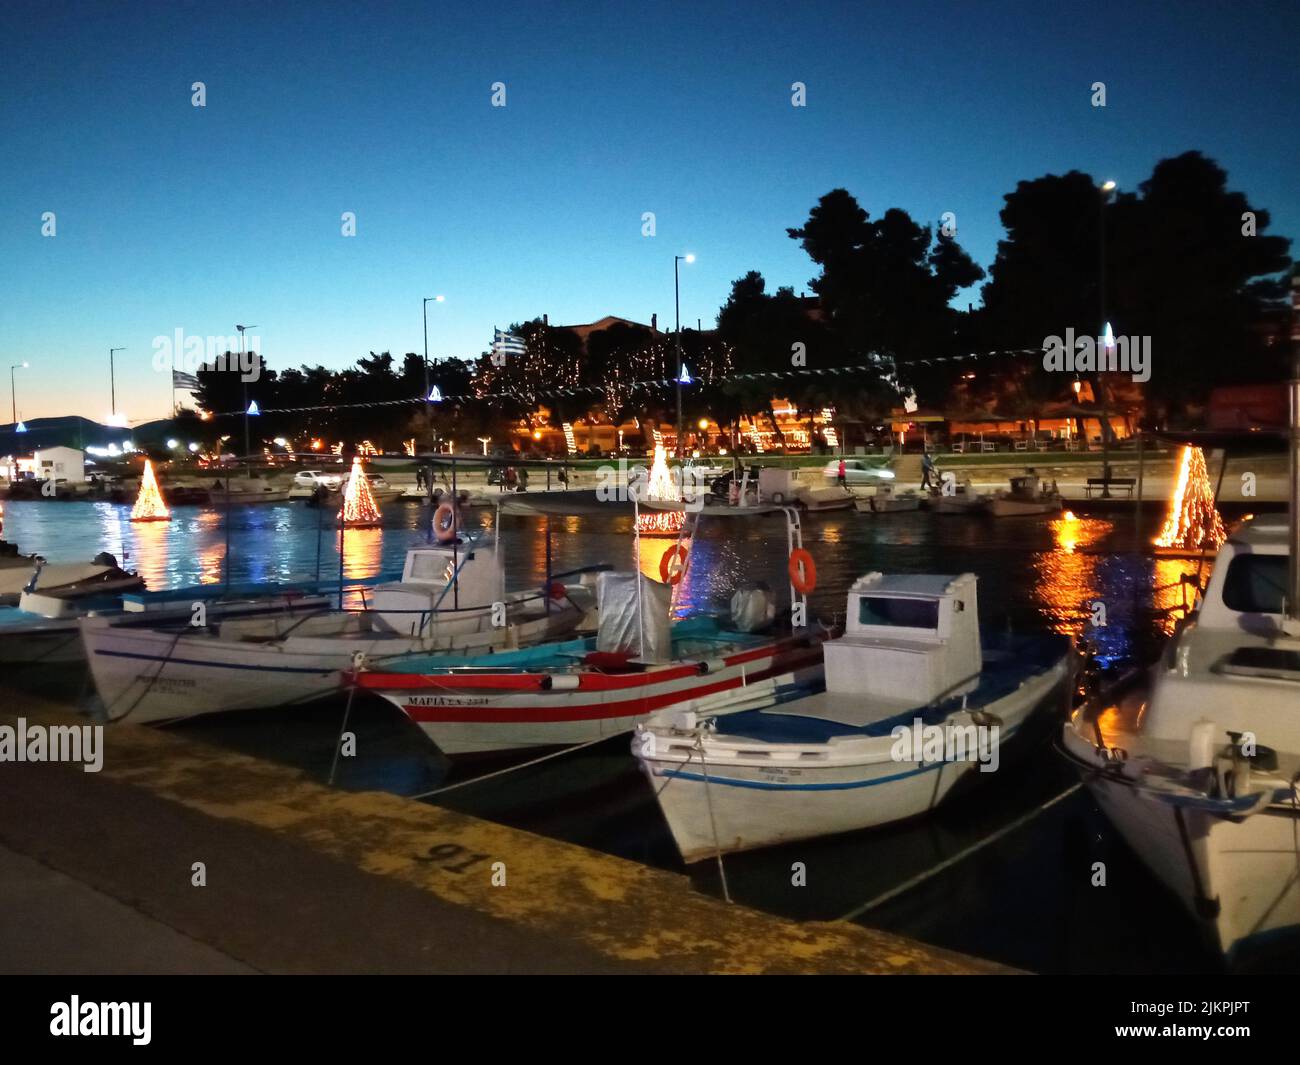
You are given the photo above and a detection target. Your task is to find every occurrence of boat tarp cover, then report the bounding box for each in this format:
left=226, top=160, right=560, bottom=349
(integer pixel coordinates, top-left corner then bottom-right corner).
left=596, top=571, right=672, bottom=663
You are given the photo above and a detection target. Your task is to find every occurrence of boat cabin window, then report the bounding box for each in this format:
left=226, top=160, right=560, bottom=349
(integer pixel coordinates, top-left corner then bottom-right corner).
left=1221, top=555, right=1287, bottom=614
left=858, top=595, right=939, bottom=629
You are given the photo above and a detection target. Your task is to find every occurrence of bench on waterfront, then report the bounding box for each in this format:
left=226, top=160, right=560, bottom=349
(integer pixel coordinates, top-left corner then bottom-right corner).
left=1084, top=476, right=1137, bottom=497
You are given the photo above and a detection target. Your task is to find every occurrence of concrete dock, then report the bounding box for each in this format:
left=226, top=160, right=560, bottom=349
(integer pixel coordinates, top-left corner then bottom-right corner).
left=0, top=690, right=1007, bottom=974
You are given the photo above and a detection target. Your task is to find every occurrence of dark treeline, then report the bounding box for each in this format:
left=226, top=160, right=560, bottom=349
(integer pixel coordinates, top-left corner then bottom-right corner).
left=191, top=150, right=1291, bottom=451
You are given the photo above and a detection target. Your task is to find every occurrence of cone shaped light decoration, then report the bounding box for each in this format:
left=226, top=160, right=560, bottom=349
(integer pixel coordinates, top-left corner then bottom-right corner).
left=1154, top=445, right=1226, bottom=551
left=636, top=443, right=685, bottom=537
left=130, top=459, right=171, bottom=522
left=338, top=456, right=382, bottom=527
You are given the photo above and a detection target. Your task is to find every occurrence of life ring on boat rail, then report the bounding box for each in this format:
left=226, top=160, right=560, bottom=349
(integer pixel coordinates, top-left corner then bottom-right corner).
left=788, top=548, right=817, bottom=595
left=659, top=544, right=690, bottom=585
left=433, top=502, right=459, bottom=543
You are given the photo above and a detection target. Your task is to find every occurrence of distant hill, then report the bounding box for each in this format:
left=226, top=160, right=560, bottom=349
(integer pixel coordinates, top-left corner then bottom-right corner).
left=0, top=416, right=135, bottom=455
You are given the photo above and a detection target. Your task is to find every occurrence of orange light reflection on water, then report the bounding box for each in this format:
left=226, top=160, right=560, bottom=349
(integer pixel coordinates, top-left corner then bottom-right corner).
left=1031, top=515, right=1111, bottom=636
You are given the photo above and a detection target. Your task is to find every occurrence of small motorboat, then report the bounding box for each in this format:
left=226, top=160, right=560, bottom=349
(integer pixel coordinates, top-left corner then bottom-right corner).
left=208, top=478, right=292, bottom=504
left=637, top=571, right=1073, bottom=862
left=1060, top=513, right=1300, bottom=962
left=80, top=528, right=601, bottom=724
left=925, top=477, right=987, bottom=514
left=854, top=484, right=921, bottom=513
left=0, top=581, right=334, bottom=666
left=983, top=472, right=1063, bottom=517
left=0, top=552, right=143, bottom=606
left=352, top=572, right=827, bottom=756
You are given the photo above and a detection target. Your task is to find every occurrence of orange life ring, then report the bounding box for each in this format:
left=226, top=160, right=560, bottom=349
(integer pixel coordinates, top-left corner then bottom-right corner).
left=659, top=544, right=689, bottom=585
left=433, top=502, right=459, bottom=543
left=788, top=548, right=816, bottom=595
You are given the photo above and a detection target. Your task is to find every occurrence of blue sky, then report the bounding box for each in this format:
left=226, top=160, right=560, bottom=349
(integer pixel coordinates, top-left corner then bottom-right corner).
left=1, top=0, right=1297, bottom=422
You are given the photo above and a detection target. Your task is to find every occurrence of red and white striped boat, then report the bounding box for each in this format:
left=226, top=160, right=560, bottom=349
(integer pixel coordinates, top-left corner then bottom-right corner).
left=352, top=615, right=826, bottom=756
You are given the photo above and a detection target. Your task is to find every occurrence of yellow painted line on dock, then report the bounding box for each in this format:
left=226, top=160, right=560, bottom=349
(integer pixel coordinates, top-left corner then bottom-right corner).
left=2, top=694, right=1010, bottom=974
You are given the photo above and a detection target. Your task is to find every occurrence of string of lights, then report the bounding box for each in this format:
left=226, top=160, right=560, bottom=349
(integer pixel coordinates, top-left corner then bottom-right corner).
left=203, top=347, right=1042, bottom=419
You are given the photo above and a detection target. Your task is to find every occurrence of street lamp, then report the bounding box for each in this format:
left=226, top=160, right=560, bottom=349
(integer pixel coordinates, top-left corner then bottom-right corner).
left=1097, top=181, right=1117, bottom=496
left=236, top=325, right=256, bottom=475
left=9, top=362, right=28, bottom=424
left=109, top=348, right=125, bottom=418
left=674, top=254, right=695, bottom=453
left=423, top=296, right=445, bottom=454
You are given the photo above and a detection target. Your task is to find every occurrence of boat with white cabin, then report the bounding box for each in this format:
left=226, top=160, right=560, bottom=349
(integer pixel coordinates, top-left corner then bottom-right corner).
left=983, top=471, right=1063, bottom=517
left=80, top=527, right=599, bottom=723
left=637, top=572, right=1073, bottom=862
left=1060, top=511, right=1300, bottom=961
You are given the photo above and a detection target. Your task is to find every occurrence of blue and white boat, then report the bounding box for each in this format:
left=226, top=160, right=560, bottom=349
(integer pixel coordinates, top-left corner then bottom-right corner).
left=636, top=572, right=1073, bottom=862
left=0, top=577, right=338, bottom=666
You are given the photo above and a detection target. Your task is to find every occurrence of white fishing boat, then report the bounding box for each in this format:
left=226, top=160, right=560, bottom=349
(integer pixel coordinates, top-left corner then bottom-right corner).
left=352, top=501, right=829, bottom=755
left=353, top=573, right=827, bottom=756
left=0, top=553, right=143, bottom=605
left=925, top=477, right=986, bottom=514
left=209, top=477, right=292, bottom=504
left=80, top=529, right=599, bottom=724
left=0, top=582, right=334, bottom=666
left=636, top=572, right=1073, bottom=862
left=1060, top=512, right=1300, bottom=961
left=854, top=484, right=922, bottom=513
left=983, top=472, right=1063, bottom=517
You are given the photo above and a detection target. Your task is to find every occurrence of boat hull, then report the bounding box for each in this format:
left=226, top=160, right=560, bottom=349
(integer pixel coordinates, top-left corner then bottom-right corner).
left=365, top=639, right=826, bottom=756
left=81, top=598, right=586, bottom=724
left=642, top=655, right=1070, bottom=862
left=1061, top=719, right=1300, bottom=960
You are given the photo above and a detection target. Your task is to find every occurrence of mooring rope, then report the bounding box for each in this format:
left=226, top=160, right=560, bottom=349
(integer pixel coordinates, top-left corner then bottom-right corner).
left=407, top=732, right=623, bottom=800
left=836, top=782, right=1082, bottom=921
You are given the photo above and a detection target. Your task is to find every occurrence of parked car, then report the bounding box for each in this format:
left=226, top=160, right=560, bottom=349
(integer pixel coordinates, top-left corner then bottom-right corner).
left=822, top=458, right=896, bottom=484
left=293, top=470, right=343, bottom=491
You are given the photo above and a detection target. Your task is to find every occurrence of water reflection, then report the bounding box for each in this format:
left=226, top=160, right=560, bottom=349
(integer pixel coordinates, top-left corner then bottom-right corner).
left=0, top=498, right=1219, bottom=674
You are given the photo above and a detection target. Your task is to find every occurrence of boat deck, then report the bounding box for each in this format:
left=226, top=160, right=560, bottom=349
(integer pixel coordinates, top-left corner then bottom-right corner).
left=713, top=634, right=1068, bottom=745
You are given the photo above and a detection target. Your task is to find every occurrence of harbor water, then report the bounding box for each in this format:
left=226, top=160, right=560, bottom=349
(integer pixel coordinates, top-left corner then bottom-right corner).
left=1, top=495, right=1270, bottom=973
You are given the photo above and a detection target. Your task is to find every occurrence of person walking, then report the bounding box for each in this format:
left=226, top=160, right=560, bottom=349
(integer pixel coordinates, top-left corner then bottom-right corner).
left=836, top=457, right=847, bottom=489
left=921, top=451, right=936, bottom=490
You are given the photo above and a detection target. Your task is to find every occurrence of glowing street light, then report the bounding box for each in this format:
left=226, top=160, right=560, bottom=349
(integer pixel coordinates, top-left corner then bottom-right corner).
left=674, top=253, right=695, bottom=450
left=9, top=361, right=28, bottom=424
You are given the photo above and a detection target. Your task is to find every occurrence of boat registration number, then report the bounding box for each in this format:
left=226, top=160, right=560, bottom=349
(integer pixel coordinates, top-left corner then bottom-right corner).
left=407, top=695, right=490, bottom=708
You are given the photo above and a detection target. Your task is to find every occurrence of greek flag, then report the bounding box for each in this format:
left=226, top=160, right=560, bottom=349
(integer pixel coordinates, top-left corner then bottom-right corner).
left=172, top=369, right=201, bottom=391
left=492, top=328, right=526, bottom=357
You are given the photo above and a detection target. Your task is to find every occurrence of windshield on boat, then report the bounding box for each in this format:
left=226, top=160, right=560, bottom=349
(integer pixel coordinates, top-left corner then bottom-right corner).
left=1221, top=554, right=1287, bottom=614
left=858, top=596, right=940, bottom=629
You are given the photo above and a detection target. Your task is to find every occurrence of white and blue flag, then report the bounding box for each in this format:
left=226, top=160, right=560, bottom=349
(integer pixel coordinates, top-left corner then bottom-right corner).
left=492, top=328, right=526, bottom=357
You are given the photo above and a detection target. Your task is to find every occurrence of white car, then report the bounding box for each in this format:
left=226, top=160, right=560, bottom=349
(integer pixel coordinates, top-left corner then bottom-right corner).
left=293, top=470, right=343, bottom=491
left=822, top=458, right=895, bottom=484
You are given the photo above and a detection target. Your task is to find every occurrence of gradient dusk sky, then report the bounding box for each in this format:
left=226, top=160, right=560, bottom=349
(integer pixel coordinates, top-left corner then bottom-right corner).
left=2, top=0, right=1297, bottom=423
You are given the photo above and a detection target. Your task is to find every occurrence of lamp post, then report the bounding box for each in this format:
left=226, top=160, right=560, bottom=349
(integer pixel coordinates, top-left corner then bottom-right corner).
left=674, top=254, right=694, bottom=453
left=423, top=295, right=445, bottom=454
left=109, top=348, right=125, bottom=419
left=9, top=362, right=28, bottom=424
left=236, top=325, right=256, bottom=475
left=1097, top=180, right=1116, bottom=497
